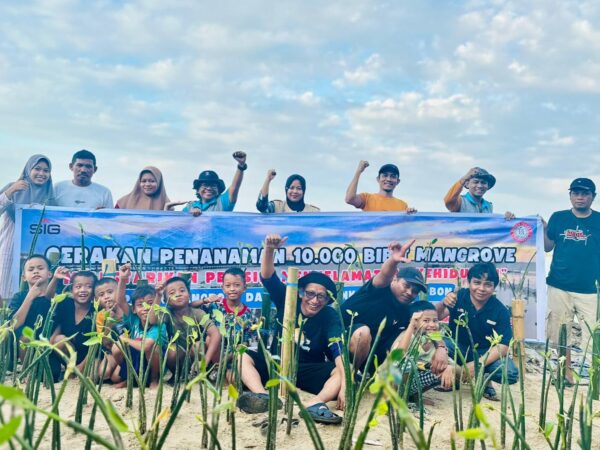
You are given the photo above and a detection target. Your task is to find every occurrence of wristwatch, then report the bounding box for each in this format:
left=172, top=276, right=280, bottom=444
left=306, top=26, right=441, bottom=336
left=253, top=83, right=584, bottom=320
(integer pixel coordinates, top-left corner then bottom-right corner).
left=237, top=163, right=248, bottom=171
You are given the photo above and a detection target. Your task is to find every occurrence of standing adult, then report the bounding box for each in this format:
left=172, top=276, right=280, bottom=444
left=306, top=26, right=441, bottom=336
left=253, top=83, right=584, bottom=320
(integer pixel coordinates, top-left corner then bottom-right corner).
left=444, top=167, right=515, bottom=219
left=345, top=160, right=416, bottom=212
left=0, top=155, right=55, bottom=299
left=115, top=166, right=170, bottom=210
left=183, top=151, right=247, bottom=215
left=544, top=177, right=600, bottom=383
left=256, top=170, right=320, bottom=213
left=54, top=149, right=113, bottom=209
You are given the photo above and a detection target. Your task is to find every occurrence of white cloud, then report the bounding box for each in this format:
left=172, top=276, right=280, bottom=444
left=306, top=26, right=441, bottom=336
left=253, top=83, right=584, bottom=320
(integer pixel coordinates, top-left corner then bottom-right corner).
left=334, top=53, right=383, bottom=87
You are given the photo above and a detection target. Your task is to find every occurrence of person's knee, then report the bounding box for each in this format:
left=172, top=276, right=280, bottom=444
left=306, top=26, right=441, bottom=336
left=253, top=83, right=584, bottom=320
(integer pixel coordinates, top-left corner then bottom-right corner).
left=506, top=360, right=519, bottom=384
left=350, top=326, right=372, bottom=353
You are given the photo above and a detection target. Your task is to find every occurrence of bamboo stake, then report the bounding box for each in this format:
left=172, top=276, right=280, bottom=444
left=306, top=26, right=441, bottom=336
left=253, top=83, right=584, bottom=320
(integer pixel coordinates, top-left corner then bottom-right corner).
left=280, top=267, right=298, bottom=397
left=511, top=298, right=526, bottom=374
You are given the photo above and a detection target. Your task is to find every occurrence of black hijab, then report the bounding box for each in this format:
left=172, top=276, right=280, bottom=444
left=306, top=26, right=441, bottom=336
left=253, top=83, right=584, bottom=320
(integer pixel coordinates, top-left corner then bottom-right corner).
left=285, top=174, right=306, bottom=212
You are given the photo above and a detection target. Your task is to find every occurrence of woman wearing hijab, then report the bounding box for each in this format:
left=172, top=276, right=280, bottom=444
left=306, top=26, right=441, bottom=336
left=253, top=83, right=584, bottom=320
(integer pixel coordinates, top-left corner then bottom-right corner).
left=115, top=166, right=171, bottom=210
left=0, top=155, right=55, bottom=300
left=256, top=169, right=320, bottom=214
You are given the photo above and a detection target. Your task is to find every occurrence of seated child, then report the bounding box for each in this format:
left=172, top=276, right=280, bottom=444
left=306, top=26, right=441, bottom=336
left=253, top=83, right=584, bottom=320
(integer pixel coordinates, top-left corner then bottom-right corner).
left=9, top=255, right=68, bottom=360
left=163, top=277, right=221, bottom=375
left=436, top=262, right=519, bottom=401
left=388, top=301, right=456, bottom=398
left=49, top=270, right=97, bottom=381
left=95, top=276, right=125, bottom=350
left=201, top=268, right=256, bottom=344
left=104, top=283, right=166, bottom=388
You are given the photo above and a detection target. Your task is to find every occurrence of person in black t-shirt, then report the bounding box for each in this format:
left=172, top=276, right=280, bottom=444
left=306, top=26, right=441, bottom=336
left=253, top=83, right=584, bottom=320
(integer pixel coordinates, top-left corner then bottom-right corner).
left=542, top=177, right=600, bottom=384
left=49, top=271, right=97, bottom=381
left=237, top=234, right=345, bottom=425
left=436, top=262, right=518, bottom=400
left=343, top=241, right=448, bottom=376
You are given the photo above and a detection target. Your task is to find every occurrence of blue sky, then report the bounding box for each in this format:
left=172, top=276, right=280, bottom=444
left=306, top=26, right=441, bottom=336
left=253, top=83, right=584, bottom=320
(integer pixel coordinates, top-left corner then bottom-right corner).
left=1, top=0, right=599, bottom=220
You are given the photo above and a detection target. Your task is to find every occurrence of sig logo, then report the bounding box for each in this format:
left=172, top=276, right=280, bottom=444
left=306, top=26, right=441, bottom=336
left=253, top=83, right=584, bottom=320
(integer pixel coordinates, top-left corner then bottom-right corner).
left=29, top=219, right=61, bottom=235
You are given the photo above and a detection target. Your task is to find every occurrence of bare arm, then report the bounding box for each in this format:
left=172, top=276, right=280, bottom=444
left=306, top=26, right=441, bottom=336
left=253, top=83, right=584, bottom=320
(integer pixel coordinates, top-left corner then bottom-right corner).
left=204, top=323, right=222, bottom=364
left=436, top=291, right=456, bottom=320
left=372, top=240, right=415, bottom=288
left=228, top=151, right=247, bottom=204
left=46, top=266, right=69, bottom=299
left=444, top=168, right=477, bottom=212
left=541, top=217, right=555, bottom=252
left=345, top=160, right=369, bottom=208
left=122, top=335, right=156, bottom=352
left=117, top=264, right=132, bottom=315
left=12, top=281, right=45, bottom=329
left=261, top=234, right=288, bottom=279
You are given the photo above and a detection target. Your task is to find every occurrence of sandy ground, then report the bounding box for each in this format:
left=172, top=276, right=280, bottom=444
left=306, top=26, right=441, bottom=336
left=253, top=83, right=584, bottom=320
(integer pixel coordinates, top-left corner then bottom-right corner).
left=12, top=350, right=600, bottom=449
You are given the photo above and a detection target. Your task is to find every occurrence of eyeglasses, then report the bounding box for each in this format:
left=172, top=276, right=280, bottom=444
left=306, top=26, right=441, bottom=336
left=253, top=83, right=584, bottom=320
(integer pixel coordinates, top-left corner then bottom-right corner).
left=303, top=289, right=328, bottom=303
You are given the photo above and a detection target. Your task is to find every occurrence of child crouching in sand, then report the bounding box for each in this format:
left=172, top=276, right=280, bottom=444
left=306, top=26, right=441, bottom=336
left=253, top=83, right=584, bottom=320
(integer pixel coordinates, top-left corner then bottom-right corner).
left=388, top=301, right=457, bottom=399
left=103, top=277, right=166, bottom=388
left=163, top=277, right=222, bottom=376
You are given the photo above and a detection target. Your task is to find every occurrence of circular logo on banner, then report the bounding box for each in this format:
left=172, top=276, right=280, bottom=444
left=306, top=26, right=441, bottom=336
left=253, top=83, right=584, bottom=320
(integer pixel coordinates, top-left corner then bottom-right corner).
left=510, top=221, right=533, bottom=243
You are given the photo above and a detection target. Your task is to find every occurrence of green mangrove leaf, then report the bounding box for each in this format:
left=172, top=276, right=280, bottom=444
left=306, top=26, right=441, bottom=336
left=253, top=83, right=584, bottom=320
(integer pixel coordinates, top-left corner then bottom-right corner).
left=182, top=315, right=196, bottom=327
left=228, top=384, right=239, bottom=400
left=213, top=401, right=234, bottom=414
left=368, top=418, right=378, bottom=428
left=265, top=379, right=280, bottom=388
left=0, top=385, right=34, bottom=409
left=21, top=326, right=34, bottom=340
left=458, top=428, right=487, bottom=440
left=105, top=400, right=129, bottom=432
left=0, top=415, right=22, bottom=444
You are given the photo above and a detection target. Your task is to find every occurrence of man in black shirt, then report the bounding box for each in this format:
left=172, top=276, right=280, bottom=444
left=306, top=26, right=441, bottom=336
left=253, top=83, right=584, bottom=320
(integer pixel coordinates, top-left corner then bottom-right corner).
left=237, top=234, right=345, bottom=424
left=343, top=240, right=448, bottom=375
left=543, top=177, right=600, bottom=383
left=436, top=262, right=518, bottom=400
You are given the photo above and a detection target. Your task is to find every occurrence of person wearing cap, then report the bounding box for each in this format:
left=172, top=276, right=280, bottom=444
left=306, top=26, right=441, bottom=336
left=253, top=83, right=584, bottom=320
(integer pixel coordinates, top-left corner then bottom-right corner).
left=543, top=177, right=600, bottom=384
left=343, top=241, right=448, bottom=374
left=236, top=234, right=345, bottom=424
left=345, top=160, right=416, bottom=212
left=436, top=262, right=519, bottom=400
left=182, top=151, right=247, bottom=215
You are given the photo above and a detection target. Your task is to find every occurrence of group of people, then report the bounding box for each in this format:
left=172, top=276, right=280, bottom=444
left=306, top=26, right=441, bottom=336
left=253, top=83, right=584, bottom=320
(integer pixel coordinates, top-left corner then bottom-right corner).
left=0, top=149, right=599, bottom=423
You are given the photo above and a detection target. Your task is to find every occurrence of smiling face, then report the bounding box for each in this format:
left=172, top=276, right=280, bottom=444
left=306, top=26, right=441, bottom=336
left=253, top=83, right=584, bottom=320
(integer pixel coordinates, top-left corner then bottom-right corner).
left=69, top=158, right=96, bottom=187
left=286, top=180, right=304, bottom=202
left=95, top=282, right=118, bottom=311
left=197, top=182, right=219, bottom=202
left=222, top=273, right=246, bottom=304
left=165, top=280, right=191, bottom=310
left=29, top=160, right=50, bottom=186
left=390, top=277, right=421, bottom=305
left=139, top=171, right=158, bottom=196
left=377, top=172, right=400, bottom=193
left=466, top=177, right=490, bottom=199
left=468, top=274, right=496, bottom=305
left=71, top=275, right=95, bottom=306
left=417, top=310, right=440, bottom=334
left=570, top=189, right=595, bottom=213
left=22, top=257, right=51, bottom=288
left=299, top=282, right=328, bottom=317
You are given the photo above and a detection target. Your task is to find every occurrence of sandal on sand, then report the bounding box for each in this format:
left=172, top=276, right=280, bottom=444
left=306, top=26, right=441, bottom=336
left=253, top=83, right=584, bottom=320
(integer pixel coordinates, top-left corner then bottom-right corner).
left=237, top=392, right=282, bottom=414
left=483, top=385, right=499, bottom=401
left=301, top=403, right=342, bottom=425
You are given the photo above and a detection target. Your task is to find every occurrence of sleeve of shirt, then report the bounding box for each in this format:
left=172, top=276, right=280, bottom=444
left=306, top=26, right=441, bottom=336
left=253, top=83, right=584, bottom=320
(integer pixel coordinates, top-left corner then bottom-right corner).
left=0, top=192, right=11, bottom=208
left=546, top=212, right=559, bottom=241
left=325, top=310, right=344, bottom=359
left=256, top=193, right=274, bottom=213
left=359, top=193, right=369, bottom=208
left=260, top=272, right=287, bottom=310
left=444, top=180, right=463, bottom=212
left=104, top=189, right=114, bottom=209
left=182, top=200, right=200, bottom=212
left=219, top=189, right=235, bottom=211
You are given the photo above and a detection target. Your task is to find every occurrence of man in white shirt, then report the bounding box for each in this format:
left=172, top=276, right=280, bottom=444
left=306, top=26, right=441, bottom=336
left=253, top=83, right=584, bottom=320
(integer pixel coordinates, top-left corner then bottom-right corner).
left=54, top=150, right=113, bottom=209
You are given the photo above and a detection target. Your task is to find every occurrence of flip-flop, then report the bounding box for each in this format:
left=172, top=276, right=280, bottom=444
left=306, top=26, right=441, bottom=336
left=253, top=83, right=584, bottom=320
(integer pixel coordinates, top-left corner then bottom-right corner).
left=301, top=402, right=342, bottom=425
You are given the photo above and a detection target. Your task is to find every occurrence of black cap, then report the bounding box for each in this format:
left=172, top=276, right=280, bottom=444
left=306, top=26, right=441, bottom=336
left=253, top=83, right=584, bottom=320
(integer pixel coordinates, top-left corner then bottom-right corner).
left=397, top=267, right=427, bottom=293
left=569, top=178, right=596, bottom=194
left=378, top=164, right=400, bottom=177
left=193, top=170, right=226, bottom=194
left=298, top=271, right=337, bottom=304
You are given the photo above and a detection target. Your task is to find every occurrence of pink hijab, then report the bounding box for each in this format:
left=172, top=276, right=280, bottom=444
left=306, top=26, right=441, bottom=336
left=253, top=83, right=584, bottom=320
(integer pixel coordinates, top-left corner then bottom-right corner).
left=116, top=166, right=170, bottom=210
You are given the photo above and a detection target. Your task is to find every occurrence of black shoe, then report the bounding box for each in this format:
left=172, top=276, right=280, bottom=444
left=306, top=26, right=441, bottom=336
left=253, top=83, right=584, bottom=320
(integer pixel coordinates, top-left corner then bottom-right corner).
left=236, top=392, right=282, bottom=414
left=483, top=384, right=499, bottom=401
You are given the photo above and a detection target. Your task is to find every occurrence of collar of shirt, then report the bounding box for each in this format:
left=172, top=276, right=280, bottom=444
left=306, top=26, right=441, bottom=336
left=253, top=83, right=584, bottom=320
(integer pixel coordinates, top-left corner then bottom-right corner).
left=463, top=192, right=492, bottom=213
